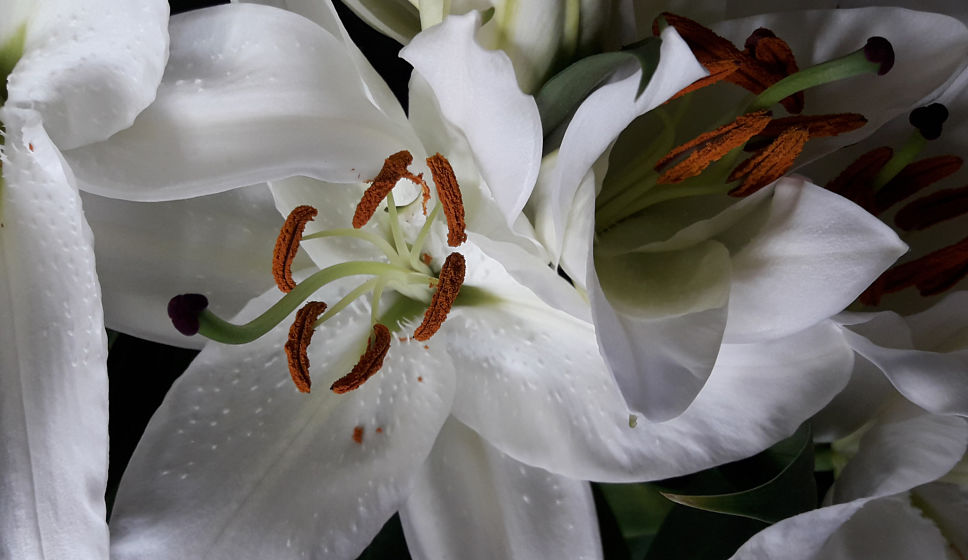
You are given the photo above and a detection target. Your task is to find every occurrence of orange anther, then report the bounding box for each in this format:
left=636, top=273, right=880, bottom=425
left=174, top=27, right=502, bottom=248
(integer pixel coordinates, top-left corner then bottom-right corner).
left=729, top=126, right=809, bottom=196
left=656, top=110, right=772, bottom=184
left=331, top=323, right=392, bottom=394
left=273, top=205, right=318, bottom=293
left=283, top=301, right=328, bottom=393
left=414, top=252, right=466, bottom=341
left=426, top=154, right=468, bottom=247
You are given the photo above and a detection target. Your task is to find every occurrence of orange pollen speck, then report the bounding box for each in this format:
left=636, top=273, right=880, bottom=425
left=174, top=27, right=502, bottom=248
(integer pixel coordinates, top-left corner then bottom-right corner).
left=877, top=155, right=964, bottom=215
left=376, top=427, right=383, bottom=434
left=860, top=236, right=968, bottom=305
left=728, top=126, right=809, bottom=196
left=352, top=426, right=364, bottom=444
left=656, top=110, right=772, bottom=184
left=417, top=376, right=424, bottom=382
left=421, top=253, right=433, bottom=266
left=27, top=143, right=34, bottom=152
left=331, top=323, right=392, bottom=394
left=413, top=252, right=465, bottom=341
left=273, top=205, right=318, bottom=293
left=427, top=154, right=468, bottom=247
left=284, top=301, right=328, bottom=393
left=353, top=151, right=426, bottom=228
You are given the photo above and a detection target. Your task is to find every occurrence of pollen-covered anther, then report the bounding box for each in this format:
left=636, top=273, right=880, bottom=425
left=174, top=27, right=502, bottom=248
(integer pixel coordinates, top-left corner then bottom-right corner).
left=667, top=58, right=741, bottom=102
left=825, top=146, right=894, bottom=208
left=655, top=110, right=772, bottom=184
left=876, top=155, right=964, bottom=214
left=728, top=126, right=809, bottom=196
left=353, top=150, right=422, bottom=228
left=895, top=184, right=968, bottom=231
left=331, top=323, right=392, bottom=394
left=284, top=301, right=328, bottom=393
left=758, top=113, right=867, bottom=140
left=860, top=236, right=968, bottom=305
left=413, top=252, right=466, bottom=341
left=745, top=28, right=803, bottom=113
left=273, top=205, right=318, bottom=293
left=426, top=153, right=467, bottom=247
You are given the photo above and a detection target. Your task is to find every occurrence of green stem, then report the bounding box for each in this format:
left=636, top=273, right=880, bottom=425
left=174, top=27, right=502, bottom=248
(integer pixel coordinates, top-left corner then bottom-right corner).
left=872, top=131, right=927, bottom=190
left=386, top=191, right=412, bottom=262
left=301, top=227, right=404, bottom=266
left=409, top=202, right=442, bottom=273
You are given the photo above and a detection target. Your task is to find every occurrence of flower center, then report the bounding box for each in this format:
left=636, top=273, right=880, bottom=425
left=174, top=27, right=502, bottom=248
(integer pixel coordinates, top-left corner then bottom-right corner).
left=168, top=151, right=469, bottom=394
left=594, top=13, right=894, bottom=233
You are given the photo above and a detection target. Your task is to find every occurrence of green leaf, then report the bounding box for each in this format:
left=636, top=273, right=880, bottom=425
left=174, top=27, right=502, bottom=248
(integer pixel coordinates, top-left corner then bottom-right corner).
left=598, top=482, right=675, bottom=560
left=643, top=505, right=768, bottom=560
left=653, top=424, right=816, bottom=523
left=535, top=38, right=662, bottom=134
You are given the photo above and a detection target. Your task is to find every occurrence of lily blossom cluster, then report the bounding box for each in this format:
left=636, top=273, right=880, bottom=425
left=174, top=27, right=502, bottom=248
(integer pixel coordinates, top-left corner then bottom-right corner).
left=4, top=0, right=968, bottom=559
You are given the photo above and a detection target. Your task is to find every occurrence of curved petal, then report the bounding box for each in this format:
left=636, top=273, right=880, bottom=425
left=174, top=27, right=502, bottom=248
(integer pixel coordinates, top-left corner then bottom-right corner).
left=534, top=26, right=707, bottom=262
left=731, top=495, right=950, bottom=560
left=401, top=11, right=542, bottom=225
left=82, top=185, right=284, bottom=348
left=811, top=352, right=896, bottom=442
left=337, top=0, right=420, bottom=44
left=590, top=240, right=731, bottom=420
left=832, top=406, right=967, bottom=503
left=110, top=287, right=456, bottom=559
left=399, top=418, right=602, bottom=560
left=838, top=308, right=968, bottom=415
left=912, top=482, right=968, bottom=558
left=66, top=3, right=417, bottom=201
left=724, top=178, right=907, bottom=344
left=907, top=290, right=968, bottom=353
left=0, top=109, right=109, bottom=558
left=444, top=245, right=852, bottom=481
left=5, top=0, right=168, bottom=149
left=712, top=8, right=968, bottom=163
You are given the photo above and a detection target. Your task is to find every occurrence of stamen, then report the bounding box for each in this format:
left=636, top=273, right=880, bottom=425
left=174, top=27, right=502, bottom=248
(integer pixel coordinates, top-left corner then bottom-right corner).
left=667, top=58, right=741, bottom=102
left=870, top=105, right=950, bottom=190
left=655, top=110, right=772, bottom=184
left=876, top=155, right=963, bottom=213
left=284, top=301, right=328, bottom=393
left=414, top=252, right=466, bottom=341
left=895, top=184, right=968, bottom=231
left=825, top=146, right=893, bottom=207
left=426, top=154, right=467, bottom=247
left=746, top=29, right=803, bottom=113
left=353, top=150, right=414, bottom=228
left=758, top=113, right=867, bottom=139
left=331, top=323, right=392, bottom=394
left=728, top=126, right=809, bottom=196
left=273, top=205, right=318, bottom=293
left=167, top=294, right=209, bottom=336
left=860, top=236, right=968, bottom=305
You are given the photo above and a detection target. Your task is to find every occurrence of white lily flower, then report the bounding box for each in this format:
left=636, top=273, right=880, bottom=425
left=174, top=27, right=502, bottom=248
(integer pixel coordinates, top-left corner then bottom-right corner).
left=0, top=0, right=168, bottom=557
left=531, top=7, right=968, bottom=420
left=63, top=3, right=868, bottom=557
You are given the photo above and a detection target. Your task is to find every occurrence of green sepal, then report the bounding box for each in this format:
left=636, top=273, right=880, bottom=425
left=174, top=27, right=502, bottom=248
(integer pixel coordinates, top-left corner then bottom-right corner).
left=652, top=424, right=816, bottom=523
left=535, top=37, right=662, bottom=134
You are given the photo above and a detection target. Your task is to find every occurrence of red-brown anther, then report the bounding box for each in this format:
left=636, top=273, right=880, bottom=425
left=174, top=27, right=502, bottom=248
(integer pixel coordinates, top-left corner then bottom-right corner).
left=895, top=184, right=968, bottom=231
left=758, top=113, right=868, bottom=140
left=860, top=236, right=968, bottom=305
left=273, top=205, right=318, bottom=293
left=875, top=155, right=964, bottom=214
left=353, top=150, right=425, bottom=228
left=284, top=301, right=328, bottom=393
left=656, top=110, right=772, bottom=184
left=728, top=126, right=809, bottom=196
left=331, top=323, right=392, bottom=394
left=825, top=146, right=894, bottom=207
left=746, top=30, right=803, bottom=113
left=414, top=252, right=465, bottom=341
left=426, top=154, right=467, bottom=247
left=667, top=58, right=741, bottom=102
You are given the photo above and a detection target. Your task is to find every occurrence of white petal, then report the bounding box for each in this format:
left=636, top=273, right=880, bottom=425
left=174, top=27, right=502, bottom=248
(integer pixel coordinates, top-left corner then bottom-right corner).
left=906, top=291, right=968, bottom=353
left=712, top=8, right=968, bottom=162
left=110, top=287, right=456, bottom=559
left=839, top=309, right=968, bottom=415
left=0, top=109, right=108, bottom=558
left=66, top=3, right=417, bottom=201
left=82, top=185, right=284, bottom=348
left=724, top=177, right=907, bottom=344
left=534, top=26, right=707, bottom=262
left=732, top=495, right=950, bottom=560
left=811, top=353, right=896, bottom=442
left=590, top=240, right=731, bottom=420
left=338, top=0, right=420, bottom=44
left=5, top=0, right=168, bottom=149
left=832, top=406, right=968, bottom=503
left=912, top=482, right=968, bottom=558
left=445, top=250, right=852, bottom=481
left=400, top=418, right=602, bottom=560
left=401, top=11, right=542, bottom=225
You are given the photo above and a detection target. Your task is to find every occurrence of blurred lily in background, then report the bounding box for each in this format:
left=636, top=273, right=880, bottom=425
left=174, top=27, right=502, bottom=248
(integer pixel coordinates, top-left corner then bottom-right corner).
left=0, top=0, right=168, bottom=558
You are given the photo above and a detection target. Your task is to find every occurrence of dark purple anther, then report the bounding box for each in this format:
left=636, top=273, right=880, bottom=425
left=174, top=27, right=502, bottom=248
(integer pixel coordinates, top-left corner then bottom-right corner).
left=168, top=293, right=209, bottom=336
left=909, top=103, right=949, bottom=140
left=863, top=37, right=894, bottom=75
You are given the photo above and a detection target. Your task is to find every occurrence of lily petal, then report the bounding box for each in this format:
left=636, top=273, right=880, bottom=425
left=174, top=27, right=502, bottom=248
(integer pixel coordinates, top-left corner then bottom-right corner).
left=82, top=185, right=284, bottom=348
left=110, top=287, right=456, bottom=559
left=724, top=177, right=907, bottom=344
left=399, top=418, right=602, bottom=560
left=445, top=246, right=851, bottom=481
left=0, top=108, right=109, bottom=559
left=5, top=0, right=168, bottom=149
left=401, top=11, right=542, bottom=225
left=65, top=3, right=417, bottom=201
left=811, top=352, right=896, bottom=442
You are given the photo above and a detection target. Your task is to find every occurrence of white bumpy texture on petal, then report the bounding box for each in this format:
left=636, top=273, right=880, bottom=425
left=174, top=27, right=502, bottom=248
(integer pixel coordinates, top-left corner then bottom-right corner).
left=0, top=108, right=109, bottom=559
